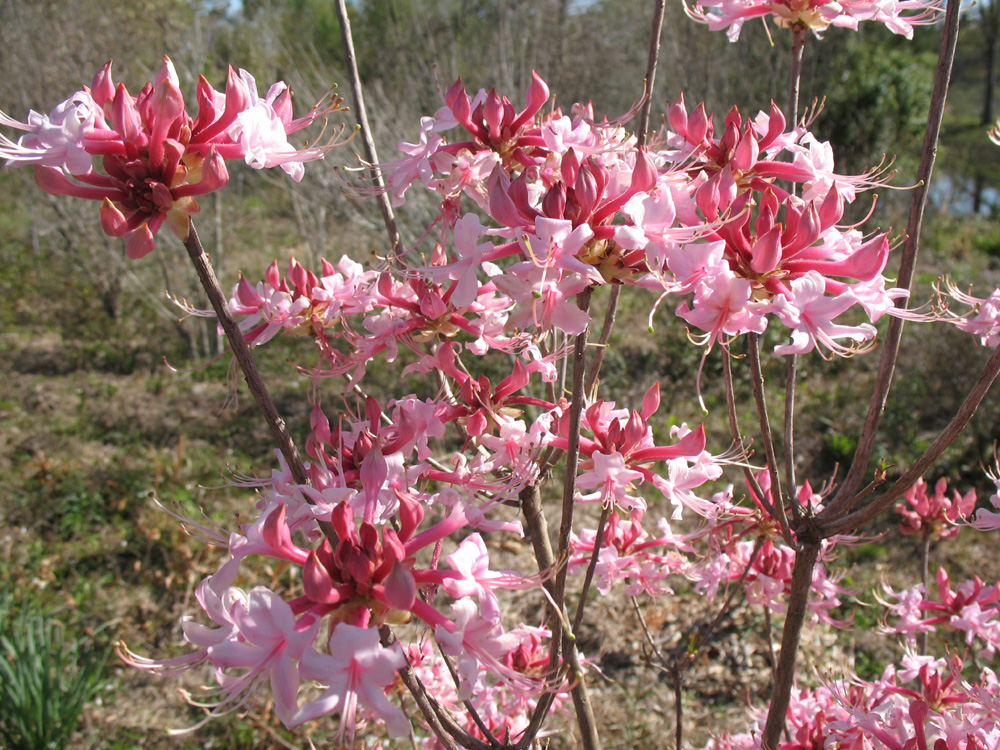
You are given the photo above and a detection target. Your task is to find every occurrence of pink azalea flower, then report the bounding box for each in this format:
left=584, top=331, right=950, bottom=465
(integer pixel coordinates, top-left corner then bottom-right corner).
left=291, top=624, right=409, bottom=742
left=0, top=90, right=96, bottom=174
left=576, top=450, right=646, bottom=510
left=685, top=0, right=943, bottom=41
left=896, top=476, right=976, bottom=540
left=771, top=271, right=877, bottom=357
left=0, top=57, right=343, bottom=257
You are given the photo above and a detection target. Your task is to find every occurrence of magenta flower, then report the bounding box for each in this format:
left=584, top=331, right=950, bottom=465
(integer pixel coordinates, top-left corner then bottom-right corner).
left=896, top=476, right=976, bottom=540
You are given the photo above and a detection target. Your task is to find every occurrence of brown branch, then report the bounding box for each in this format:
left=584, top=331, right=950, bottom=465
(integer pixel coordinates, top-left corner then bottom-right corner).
left=783, top=354, right=800, bottom=520
left=379, top=625, right=491, bottom=750
left=572, top=505, right=611, bottom=634
left=553, top=288, right=594, bottom=609
left=183, top=221, right=310, bottom=488
left=760, top=542, right=821, bottom=750
left=819, top=0, right=963, bottom=525
left=585, top=285, right=621, bottom=397
left=821, top=344, right=1000, bottom=537
left=788, top=28, right=807, bottom=126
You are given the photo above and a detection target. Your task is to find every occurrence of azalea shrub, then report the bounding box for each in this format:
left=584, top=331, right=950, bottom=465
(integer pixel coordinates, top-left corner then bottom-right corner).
left=4, top=0, right=1000, bottom=748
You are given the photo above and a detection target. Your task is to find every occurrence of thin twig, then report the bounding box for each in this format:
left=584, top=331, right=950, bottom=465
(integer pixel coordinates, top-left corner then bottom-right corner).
left=584, top=285, right=621, bottom=397
left=747, top=333, right=796, bottom=548
left=183, top=221, right=309, bottom=487
left=440, top=651, right=505, bottom=749
left=819, top=0, right=963, bottom=525
left=553, top=288, right=594, bottom=609
left=724, top=350, right=783, bottom=527
left=788, top=28, right=806, bottom=126
left=636, top=0, right=667, bottom=146
left=334, top=0, right=404, bottom=262
left=919, top=534, right=931, bottom=654
left=783, top=354, right=800, bottom=519
left=549, top=287, right=602, bottom=750
left=630, top=595, right=669, bottom=666
left=572, top=505, right=611, bottom=634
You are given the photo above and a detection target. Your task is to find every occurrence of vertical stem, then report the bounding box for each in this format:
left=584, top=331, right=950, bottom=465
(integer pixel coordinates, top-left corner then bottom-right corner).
left=637, top=0, right=667, bottom=146
left=748, top=333, right=795, bottom=546
left=585, top=285, right=621, bottom=396
left=784, top=355, right=798, bottom=509
left=788, top=28, right=806, bottom=126
left=553, top=288, right=594, bottom=609
left=673, top=673, right=684, bottom=750
left=549, top=287, right=602, bottom=750
left=919, top=534, right=931, bottom=654
left=183, top=221, right=310, bottom=488
left=335, top=0, right=404, bottom=261
left=760, top=542, right=821, bottom=750
left=781, top=29, right=806, bottom=504
left=572, top=506, right=611, bottom=634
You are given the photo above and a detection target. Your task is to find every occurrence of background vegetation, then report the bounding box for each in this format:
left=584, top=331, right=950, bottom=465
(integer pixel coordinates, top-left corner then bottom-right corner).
left=1, top=0, right=999, bottom=747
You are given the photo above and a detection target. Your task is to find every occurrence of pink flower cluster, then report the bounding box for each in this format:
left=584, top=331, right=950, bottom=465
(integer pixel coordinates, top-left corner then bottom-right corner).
left=882, top=568, right=1000, bottom=658
left=710, top=655, right=1000, bottom=750
left=0, top=57, right=342, bottom=258
left=896, top=476, right=976, bottom=540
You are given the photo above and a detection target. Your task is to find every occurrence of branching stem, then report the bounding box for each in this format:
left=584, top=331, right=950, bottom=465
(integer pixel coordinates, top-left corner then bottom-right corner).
left=819, top=0, right=963, bottom=524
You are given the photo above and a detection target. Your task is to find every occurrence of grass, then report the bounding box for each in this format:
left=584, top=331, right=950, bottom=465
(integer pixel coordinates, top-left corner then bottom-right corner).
left=0, top=594, right=112, bottom=750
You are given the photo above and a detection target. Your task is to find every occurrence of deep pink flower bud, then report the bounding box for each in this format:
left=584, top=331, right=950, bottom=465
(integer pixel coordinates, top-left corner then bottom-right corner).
left=265, top=259, right=281, bottom=290
left=731, top=129, right=759, bottom=172
left=484, top=90, right=505, bottom=142
left=750, top=226, right=783, bottom=274
left=446, top=78, right=478, bottom=140
left=382, top=561, right=417, bottom=610
left=561, top=148, right=580, bottom=186
left=817, top=183, right=845, bottom=227
left=641, top=382, right=661, bottom=420
left=193, top=75, right=221, bottom=133
left=760, top=101, right=786, bottom=150
left=542, top=182, right=567, bottom=219
left=90, top=60, right=116, bottom=112
left=154, top=56, right=180, bottom=89
left=149, top=79, right=186, bottom=167
left=397, top=494, right=424, bottom=542
left=696, top=178, right=720, bottom=221
left=487, top=169, right=521, bottom=228
left=689, top=103, right=710, bottom=144
left=574, top=163, right=600, bottom=221
left=272, top=86, right=293, bottom=125
left=100, top=198, right=128, bottom=237
left=332, top=501, right=356, bottom=543
left=112, top=84, right=145, bottom=147
left=668, top=94, right=688, bottom=137
left=304, top=547, right=341, bottom=604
